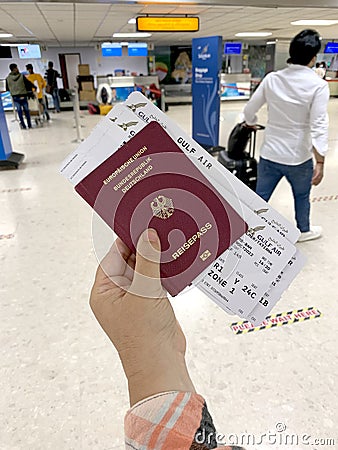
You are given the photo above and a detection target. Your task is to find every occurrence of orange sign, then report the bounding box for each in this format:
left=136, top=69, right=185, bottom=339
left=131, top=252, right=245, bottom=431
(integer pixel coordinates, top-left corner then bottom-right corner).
left=136, top=16, right=199, bottom=32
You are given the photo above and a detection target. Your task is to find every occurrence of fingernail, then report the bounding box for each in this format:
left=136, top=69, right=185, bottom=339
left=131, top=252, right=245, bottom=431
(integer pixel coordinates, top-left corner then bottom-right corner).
left=145, top=228, right=158, bottom=243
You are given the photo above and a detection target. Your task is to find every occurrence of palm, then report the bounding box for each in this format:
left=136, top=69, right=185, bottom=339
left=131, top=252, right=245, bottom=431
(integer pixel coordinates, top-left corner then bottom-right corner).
left=90, top=237, right=186, bottom=357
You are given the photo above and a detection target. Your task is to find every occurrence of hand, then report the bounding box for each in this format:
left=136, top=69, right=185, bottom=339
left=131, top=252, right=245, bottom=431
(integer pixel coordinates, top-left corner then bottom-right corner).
left=243, top=122, right=258, bottom=130
left=312, top=163, right=324, bottom=186
left=89, top=229, right=195, bottom=406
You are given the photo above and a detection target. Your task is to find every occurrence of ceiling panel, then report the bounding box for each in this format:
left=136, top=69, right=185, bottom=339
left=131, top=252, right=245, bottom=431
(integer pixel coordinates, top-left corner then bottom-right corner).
left=0, top=2, right=338, bottom=46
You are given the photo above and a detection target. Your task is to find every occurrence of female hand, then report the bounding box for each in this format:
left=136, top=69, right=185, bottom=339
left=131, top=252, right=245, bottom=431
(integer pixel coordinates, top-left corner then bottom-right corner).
left=89, top=229, right=195, bottom=406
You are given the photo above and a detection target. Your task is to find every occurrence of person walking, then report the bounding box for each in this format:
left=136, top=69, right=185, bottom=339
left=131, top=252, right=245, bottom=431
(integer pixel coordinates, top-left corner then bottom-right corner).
left=243, top=29, right=329, bottom=242
left=25, top=63, right=50, bottom=121
left=6, top=63, right=35, bottom=130
left=45, top=61, right=61, bottom=113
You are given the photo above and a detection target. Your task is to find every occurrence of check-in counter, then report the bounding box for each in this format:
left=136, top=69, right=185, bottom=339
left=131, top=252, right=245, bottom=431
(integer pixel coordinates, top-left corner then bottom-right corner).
left=220, top=73, right=251, bottom=101
left=96, top=75, right=159, bottom=103
left=163, top=73, right=253, bottom=104
left=163, top=84, right=192, bottom=104
left=327, top=78, right=338, bottom=97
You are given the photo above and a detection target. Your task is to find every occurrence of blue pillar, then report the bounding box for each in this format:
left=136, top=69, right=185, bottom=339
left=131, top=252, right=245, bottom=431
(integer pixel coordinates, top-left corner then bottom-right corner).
left=0, top=95, right=13, bottom=161
left=192, top=36, right=223, bottom=151
left=0, top=94, right=24, bottom=168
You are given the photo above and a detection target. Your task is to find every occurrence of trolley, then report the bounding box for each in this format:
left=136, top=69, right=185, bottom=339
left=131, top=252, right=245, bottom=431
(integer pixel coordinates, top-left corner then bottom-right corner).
left=27, top=94, right=44, bottom=127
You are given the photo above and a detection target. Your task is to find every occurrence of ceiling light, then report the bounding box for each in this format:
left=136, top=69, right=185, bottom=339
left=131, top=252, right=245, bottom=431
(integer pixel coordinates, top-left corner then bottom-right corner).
left=128, top=18, right=136, bottom=24
left=113, top=32, right=151, bottom=38
left=0, top=43, right=28, bottom=47
left=236, top=32, right=272, bottom=37
left=266, top=41, right=277, bottom=45
left=291, top=20, right=338, bottom=26
left=0, top=33, right=13, bottom=38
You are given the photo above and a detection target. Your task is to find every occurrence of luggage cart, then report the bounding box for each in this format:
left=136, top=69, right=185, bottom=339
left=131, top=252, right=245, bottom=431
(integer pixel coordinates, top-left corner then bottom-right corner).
left=27, top=94, right=44, bottom=127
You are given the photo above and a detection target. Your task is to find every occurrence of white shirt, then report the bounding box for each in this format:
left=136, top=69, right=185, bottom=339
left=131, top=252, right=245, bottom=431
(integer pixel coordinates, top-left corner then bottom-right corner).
left=243, top=65, right=329, bottom=165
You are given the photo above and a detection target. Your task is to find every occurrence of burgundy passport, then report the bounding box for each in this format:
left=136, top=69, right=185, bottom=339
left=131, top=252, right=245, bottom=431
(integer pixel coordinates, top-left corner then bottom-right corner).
left=75, top=121, right=248, bottom=296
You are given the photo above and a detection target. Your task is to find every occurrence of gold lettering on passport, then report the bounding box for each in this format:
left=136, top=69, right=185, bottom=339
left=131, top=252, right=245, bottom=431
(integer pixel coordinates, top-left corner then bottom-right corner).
left=172, top=223, right=213, bottom=260
left=151, top=195, right=174, bottom=220
left=200, top=250, right=211, bottom=262
left=103, top=146, right=148, bottom=185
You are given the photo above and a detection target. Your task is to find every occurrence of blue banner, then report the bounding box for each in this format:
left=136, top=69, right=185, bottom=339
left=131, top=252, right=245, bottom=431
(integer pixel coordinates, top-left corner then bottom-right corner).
left=0, top=95, right=13, bottom=161
left=192, top=36, right=222, bottom=148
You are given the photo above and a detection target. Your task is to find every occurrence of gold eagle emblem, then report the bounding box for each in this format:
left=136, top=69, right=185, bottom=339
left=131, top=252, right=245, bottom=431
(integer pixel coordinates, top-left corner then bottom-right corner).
left=127, top=102, right=147, bottom=112
left=150, top=195, right=174, bottom=220
left=117, top=121, right=138, bottom=131
left=254, top=208, right=269, bottom=215
left=247, top=225, right=266, bottom=237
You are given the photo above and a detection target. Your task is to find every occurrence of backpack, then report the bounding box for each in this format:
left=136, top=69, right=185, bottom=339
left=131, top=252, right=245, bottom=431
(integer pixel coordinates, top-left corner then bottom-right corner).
left=227, top=122, right=253, bottom=160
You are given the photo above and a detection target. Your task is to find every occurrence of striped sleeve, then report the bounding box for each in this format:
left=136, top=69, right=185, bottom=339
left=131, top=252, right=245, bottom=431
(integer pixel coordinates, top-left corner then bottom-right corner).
left=124, top=391, right=225, bottom=450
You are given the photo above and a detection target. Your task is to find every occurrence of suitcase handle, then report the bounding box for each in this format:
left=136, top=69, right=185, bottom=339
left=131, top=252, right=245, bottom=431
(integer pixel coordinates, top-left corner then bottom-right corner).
left=248, top=124, right=265, bottom=157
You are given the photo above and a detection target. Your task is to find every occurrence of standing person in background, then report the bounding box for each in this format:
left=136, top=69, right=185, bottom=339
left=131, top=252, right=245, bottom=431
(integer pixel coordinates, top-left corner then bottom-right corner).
left=45, top=61, right=61, bottom=113
left=26, top=64, right=50, bottom=121
left=314, top=62, right=326, bottom=79
left=243, top=29, right=329, bottom=243
left=6, top=63, right=35, bottom=130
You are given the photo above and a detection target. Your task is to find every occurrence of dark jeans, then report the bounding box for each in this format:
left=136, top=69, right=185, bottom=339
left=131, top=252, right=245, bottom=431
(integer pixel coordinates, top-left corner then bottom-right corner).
left=256, top=157, right=314, bottom=233
left=13, top=96, right=32, bottom=129
left=51, top=88, right=60, bottom=112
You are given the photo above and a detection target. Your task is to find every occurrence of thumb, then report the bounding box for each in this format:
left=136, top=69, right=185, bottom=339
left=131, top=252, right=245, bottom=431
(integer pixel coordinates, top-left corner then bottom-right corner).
left=130, top=229, right=165, bottom=298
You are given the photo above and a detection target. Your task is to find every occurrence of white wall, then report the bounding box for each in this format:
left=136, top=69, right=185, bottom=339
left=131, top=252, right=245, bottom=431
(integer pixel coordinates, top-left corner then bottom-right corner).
left=0, top=46, right=148, bottom=81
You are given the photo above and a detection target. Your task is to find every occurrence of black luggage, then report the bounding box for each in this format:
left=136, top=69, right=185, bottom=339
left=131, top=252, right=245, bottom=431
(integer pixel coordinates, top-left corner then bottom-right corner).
left=217, top=123, right=264, bottom=191
left=218, top=150, right=258, bottom=191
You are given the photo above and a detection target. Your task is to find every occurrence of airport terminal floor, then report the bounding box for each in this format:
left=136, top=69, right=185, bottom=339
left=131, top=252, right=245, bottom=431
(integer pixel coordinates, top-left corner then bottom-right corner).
left=1, top=99, right=337, bottom=449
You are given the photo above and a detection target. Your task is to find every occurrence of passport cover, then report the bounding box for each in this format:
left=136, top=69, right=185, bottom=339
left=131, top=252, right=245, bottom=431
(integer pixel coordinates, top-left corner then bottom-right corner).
left=75, top=121, right=248, bottom=296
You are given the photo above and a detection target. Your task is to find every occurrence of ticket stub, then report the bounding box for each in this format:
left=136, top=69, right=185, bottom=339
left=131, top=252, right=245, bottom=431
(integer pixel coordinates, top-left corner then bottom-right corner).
left=60, top=104, right=147, bottom=184
left=195, top=206, right=297, bottom=316
left=202, top=250, right=305, bottom=323
left=245, top=249, right=306, bottom=324
left=124, top=92, right=300, bottom=244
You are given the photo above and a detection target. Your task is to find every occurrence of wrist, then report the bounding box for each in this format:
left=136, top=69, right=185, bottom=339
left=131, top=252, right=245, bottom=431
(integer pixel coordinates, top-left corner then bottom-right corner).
left=126, top=350, right=195, bottom=406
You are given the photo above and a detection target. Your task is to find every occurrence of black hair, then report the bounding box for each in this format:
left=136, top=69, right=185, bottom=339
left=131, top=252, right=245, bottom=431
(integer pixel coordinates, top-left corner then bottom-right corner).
left=26, top=63, right=33, bottom=70
left=9, top=63, right=17, bottom=71
left=48, top=61, right=53, bottom=67
left=288, top=29, right=321, bottom=66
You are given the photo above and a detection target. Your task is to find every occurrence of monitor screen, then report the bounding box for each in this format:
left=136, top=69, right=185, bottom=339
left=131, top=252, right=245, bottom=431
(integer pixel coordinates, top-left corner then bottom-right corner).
left=224, top=42, right=242, bottom=55
left=324, top=42, right=338, bottom=53
left=0, top=46, right=12, bottom=58
left=101, top=43, right=122, bottom=57
left=128, top=43, right=148, bottom=57
left=17, top=44, right=41, bottom=59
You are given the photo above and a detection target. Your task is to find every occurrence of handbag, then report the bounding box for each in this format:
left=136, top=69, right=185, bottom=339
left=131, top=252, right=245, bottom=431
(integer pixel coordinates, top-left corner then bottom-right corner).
left=45, top=85, right=53, bottom=94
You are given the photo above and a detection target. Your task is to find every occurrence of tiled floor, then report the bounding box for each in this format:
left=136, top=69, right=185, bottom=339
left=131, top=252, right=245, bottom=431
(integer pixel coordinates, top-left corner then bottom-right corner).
left=1, top=100, right=337, bottom=449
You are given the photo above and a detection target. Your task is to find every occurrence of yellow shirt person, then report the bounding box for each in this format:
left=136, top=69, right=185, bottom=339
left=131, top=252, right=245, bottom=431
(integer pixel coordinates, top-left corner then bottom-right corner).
left=25, top=65, right=46, bottom=99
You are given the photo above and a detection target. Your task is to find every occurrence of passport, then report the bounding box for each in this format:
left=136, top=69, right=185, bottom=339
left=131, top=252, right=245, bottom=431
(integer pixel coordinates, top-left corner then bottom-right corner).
left=75, top=121, right=248, bottom=296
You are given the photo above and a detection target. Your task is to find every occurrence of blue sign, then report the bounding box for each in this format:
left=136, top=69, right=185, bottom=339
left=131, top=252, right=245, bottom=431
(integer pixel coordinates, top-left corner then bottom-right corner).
left=0, top=91, right=13, bottom=111
left=101, top=43, right=123, bottom=57
left=0, top=96, right=13, bottom=161
left=224, top=42, right=242, bottom=55
left=324, top=42, right=338, bottom=53
left=128, top=43, right=148, bottom=57
left=192, top=36, right=222, bottom=148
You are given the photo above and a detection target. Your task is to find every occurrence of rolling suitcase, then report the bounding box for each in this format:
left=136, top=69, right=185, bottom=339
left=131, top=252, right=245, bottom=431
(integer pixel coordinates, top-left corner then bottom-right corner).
left=218, top=123, right=264, bottom=191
